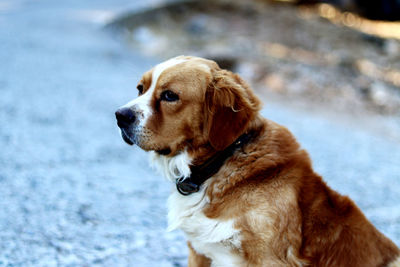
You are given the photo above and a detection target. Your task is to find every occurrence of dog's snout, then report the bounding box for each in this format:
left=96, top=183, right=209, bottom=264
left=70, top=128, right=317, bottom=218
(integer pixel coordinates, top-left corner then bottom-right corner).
left=115, top=107, right=136, bottom=128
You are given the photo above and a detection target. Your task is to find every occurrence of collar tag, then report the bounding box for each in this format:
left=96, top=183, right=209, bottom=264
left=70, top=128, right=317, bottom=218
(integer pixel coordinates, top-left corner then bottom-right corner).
left=176, top=177, right=200, bottom=195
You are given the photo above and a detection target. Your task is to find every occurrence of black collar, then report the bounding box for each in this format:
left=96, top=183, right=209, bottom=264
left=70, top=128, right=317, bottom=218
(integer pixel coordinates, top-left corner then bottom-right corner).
left=176, top=133, right=253, bottom=196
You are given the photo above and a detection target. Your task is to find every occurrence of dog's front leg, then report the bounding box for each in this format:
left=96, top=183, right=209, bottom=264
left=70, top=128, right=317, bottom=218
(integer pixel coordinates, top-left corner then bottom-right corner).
left=188, top=242, right=211, bottom=267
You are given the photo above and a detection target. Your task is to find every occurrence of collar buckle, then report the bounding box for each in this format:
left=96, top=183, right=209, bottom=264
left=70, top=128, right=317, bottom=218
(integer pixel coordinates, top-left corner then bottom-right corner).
left=176, top=177, right=200, bottom=195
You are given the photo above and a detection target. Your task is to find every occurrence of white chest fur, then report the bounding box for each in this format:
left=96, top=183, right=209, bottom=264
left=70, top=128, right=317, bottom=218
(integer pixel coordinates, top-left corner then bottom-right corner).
left=167, top=187, right=244, bottom=267
left=151, top=151, right=244, bottom=266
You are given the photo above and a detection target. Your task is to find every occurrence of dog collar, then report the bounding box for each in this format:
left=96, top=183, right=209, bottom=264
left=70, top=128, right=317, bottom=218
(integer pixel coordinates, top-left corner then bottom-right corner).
left=176, top=133, right=253, bottom=196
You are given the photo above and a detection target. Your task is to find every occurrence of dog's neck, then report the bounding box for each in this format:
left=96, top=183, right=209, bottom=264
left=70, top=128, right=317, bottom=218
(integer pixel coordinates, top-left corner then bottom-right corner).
left=176, top=132, right=254, bottom=195
left=150, top=115, right=265, bottom=192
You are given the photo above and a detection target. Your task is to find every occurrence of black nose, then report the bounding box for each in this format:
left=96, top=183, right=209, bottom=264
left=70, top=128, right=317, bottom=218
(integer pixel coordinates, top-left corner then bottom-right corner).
left=115, top=107, right=136, bottom=128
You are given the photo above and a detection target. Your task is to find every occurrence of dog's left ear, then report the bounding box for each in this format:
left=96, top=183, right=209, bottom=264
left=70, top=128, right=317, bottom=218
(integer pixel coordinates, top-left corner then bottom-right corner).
left=205, top=69, right=261, bottom=151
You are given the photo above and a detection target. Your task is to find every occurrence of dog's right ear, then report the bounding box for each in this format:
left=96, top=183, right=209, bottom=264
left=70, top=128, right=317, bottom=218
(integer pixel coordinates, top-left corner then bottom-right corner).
left=205, top=69, right=261, bottom=151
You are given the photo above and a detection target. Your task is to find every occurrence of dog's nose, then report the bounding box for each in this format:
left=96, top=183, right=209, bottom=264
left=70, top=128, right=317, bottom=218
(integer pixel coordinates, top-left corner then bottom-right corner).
left=115, top=107, right=136, bottom=128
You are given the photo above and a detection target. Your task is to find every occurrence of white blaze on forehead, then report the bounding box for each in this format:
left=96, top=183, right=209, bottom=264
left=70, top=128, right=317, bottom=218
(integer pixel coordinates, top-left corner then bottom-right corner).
left=120, top=57, right=188, bottom=125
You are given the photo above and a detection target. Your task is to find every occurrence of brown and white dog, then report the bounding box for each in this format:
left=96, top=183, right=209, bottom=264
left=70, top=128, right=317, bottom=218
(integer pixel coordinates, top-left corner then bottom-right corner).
left=115, top=56, right=400, bottom=266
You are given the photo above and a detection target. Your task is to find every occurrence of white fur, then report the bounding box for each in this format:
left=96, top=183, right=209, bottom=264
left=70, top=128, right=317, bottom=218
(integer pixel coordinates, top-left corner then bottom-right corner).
left=120, top=57, right=187, bottom=128
left=150, top=150, right=191, bottom=182
left=150, top=151, right=244, bottom=266
left=167, top=182, right=244, bottom=267
left=388, top=256, right=400, bottom=267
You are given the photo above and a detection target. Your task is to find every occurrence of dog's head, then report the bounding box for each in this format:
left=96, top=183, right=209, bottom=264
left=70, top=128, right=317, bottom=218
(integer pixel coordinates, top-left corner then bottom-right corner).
left=115, top=56, right=261, bottom=157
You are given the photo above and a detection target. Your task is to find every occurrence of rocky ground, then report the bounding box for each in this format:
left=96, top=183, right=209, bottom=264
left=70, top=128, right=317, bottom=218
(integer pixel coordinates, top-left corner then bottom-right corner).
left=0, top=0, right=399, bottom=266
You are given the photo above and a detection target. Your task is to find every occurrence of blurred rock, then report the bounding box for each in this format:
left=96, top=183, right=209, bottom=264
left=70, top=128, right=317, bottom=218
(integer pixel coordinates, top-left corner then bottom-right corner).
left=110, top=0, right=400, bottom=116
left=263, top=73, right=285, bottom=93
left=385, top=39, right=400, bottom=56
left=298, top=0, right=400, bottom=21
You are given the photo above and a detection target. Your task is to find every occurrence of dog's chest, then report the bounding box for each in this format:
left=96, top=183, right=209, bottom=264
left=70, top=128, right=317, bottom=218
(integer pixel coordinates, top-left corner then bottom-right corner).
left=167, top=189, right=244, bottom=266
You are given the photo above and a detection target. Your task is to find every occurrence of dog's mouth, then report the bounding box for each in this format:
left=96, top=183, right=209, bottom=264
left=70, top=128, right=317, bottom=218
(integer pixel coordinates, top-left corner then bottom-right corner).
left=120, top=129, right=134, bottom=145
left=156, top=148, right=172, bottom=155
left=119, top=127, right=172, bottom=155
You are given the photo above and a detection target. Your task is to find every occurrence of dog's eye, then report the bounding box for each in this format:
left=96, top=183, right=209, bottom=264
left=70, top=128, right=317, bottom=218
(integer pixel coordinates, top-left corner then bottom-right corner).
left=160, top=90, right=179, bottom=102
left=137, top=84, right=144, bottom=95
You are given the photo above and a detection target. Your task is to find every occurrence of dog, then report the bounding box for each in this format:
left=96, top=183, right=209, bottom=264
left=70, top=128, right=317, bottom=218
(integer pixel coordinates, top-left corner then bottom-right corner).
left=115, top=56, right=400, bottom=266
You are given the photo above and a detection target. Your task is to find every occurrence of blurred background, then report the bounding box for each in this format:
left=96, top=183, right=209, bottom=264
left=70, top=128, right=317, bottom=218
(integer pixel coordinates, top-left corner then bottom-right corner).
left=0, top=0, right=399, bottom=266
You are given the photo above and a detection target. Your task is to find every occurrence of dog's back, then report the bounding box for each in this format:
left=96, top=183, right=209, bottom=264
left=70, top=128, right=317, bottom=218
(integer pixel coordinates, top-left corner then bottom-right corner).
left=199, top=118, right=400, bottom=266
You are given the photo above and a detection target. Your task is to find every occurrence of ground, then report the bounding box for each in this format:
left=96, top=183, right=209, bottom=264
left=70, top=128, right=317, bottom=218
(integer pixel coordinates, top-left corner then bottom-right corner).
left=0, top=0, right=399, bottom=266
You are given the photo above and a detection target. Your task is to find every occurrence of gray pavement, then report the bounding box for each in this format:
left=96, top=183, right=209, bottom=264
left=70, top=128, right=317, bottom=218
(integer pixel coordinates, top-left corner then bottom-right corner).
left=0, top=0, right=399, bottom=266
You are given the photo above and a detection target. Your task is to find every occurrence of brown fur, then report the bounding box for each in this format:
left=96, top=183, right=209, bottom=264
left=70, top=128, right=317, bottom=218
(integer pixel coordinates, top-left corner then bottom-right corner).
left=205, top=68, right=261, bottom=151
left=133, top=56, right=400, bottom=266
left=188, top=242, right=212, bottom=267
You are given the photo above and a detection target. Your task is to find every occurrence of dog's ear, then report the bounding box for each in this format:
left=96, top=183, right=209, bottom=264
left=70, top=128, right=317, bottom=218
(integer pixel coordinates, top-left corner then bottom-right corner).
left=205, top=69, right=261, bottom=151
